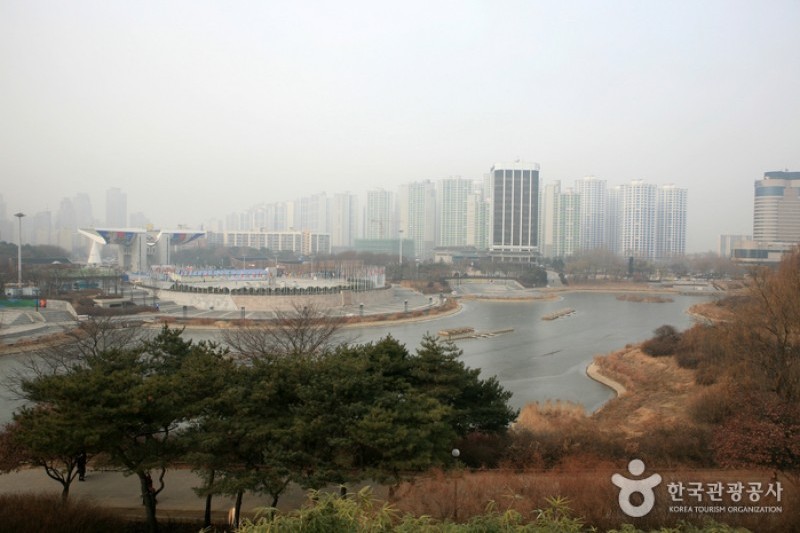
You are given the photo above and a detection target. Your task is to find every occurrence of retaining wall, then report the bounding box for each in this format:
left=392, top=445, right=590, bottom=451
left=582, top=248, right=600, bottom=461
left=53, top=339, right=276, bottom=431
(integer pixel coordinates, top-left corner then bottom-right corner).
left=155, top=287, right=394, bottom=312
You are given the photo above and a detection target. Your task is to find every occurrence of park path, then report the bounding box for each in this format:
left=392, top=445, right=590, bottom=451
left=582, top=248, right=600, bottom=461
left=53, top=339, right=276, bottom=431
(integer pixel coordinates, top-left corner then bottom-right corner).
left=0, top=467, right=389, bottom=522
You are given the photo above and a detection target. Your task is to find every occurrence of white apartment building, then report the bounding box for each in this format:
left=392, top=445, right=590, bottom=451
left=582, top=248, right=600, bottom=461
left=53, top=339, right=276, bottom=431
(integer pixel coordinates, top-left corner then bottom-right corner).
left=556, top=187, right=581, bottom=257
left=606, top=185, right=621, bottom=256
left=297, top=192, right=329, bottom=234
left=207, top=230, right=331, bottom=255
left=619, top=180, right=657, bottom=260
left=466, top=184, right=489, bottom=249
left=436, top=177, right=472, bottom=247
left=539, top=180, right=560, bottom=257
left=574, top=176, right=608, bottom=252
left=329, top=192, right=359, bottom=249
left=398, top=180, right=437, bottom=260
left=365, top=189, right=395, bottom=240
left=656, top=184, right=688, bottom=259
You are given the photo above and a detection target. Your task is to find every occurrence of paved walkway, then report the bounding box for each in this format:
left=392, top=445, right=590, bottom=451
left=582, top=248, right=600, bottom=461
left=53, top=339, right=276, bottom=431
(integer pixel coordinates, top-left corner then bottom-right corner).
left=0, top=466, right=388, bottom=521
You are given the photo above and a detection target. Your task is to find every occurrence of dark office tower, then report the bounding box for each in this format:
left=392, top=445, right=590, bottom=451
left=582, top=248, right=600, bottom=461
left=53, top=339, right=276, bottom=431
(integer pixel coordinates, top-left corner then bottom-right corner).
left=106, top=187, right=128, bottom=228
left=489, top=162, right=540, bottom=257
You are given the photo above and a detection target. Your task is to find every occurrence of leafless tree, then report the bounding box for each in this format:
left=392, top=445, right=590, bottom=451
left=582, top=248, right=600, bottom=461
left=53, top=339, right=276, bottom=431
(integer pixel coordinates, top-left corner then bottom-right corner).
left=221, top=302, right=349, bottom=361
left=2, top=316, right=151, bottom=399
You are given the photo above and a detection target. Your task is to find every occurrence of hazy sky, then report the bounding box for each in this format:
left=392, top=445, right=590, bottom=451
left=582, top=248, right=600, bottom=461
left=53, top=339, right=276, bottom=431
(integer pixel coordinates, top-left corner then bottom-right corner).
left=2, top=1, right=799, bottom=252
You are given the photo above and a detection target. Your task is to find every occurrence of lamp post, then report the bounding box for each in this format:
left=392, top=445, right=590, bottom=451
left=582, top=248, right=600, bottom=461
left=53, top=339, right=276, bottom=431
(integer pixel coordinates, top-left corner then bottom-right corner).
left=14, top=212, right=25, bottom=289
left=451, top=448, right=460, bottom=521
left=398, top=229, right=403, bottom=265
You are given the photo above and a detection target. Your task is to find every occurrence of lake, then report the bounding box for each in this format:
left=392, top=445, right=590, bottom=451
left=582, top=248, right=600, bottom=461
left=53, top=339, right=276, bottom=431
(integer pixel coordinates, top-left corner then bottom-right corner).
left=0, top=291, right=708, bottom=422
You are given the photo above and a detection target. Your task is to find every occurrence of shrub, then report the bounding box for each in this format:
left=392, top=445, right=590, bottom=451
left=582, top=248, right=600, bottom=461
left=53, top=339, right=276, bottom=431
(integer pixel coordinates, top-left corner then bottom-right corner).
left=675, top=349, right=701, bottom=369
left=641, top=325, right=681, bottom=357
left=689, top=384, right=736, bottom=425
left=635, top=424, right=713, bottom=467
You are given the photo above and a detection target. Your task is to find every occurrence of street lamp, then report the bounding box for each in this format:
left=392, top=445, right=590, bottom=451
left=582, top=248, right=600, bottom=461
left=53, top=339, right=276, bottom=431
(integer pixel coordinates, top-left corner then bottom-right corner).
left=451, top=448, right=461, bottom=521
left=14, top=212, right=25, bottom=289
left=398, top=229, right=403, bottom=265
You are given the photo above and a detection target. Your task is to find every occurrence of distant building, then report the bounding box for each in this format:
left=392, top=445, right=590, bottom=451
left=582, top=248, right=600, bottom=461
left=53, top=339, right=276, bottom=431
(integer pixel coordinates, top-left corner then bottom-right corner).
left=105, top=187, right=127, bottom=227
left=329, top=192, right=359, bottom=249
left=489, top=161, right=540, bottom=260
left=575, top=176, right=608, bottom=252
left=606, top=185, right=622, bottom=256
left=753, top=171, right=800, bottom=243
left=206, top=230, right=330, bottom=256
left=619, top=180, right=657, bottom=260
left=365, top=189, right=395, bottom=240
left=656, top=184, right=688, bottom=259
left=297, top=192, right=329, bottom=234
left=398, top=180, right=436, bottom=260
left=718, top=234, right=751, bottom=258
left=733, top=170, right=800, bottom=265
left=539, top=180, right=560, bottom=258
left=465, top=183, right=489, bottom=250
left=354, top=238, right=414, bottom=259
left=556, top=187, right=581, bottom=257
left=436, top=177, right=472, bottom=248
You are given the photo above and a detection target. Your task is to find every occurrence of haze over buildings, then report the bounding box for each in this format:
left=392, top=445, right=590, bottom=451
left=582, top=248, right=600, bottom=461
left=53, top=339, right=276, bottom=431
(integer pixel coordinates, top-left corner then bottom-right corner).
left=1, top=2, right=799, bottom=253
left=2, top=165, right=692, bottom=266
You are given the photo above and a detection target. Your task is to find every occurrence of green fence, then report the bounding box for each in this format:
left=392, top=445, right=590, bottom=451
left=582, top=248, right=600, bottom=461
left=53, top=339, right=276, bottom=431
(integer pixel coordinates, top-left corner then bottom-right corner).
left=0, top=299, right=39, bottom=308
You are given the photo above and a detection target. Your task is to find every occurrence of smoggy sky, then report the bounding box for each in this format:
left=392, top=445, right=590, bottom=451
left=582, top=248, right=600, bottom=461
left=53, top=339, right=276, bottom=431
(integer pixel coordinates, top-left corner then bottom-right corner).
left=1, top=1, right=799, bottom=253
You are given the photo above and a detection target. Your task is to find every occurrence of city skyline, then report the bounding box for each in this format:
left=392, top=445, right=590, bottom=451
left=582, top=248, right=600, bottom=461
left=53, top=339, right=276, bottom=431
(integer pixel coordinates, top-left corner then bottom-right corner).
left=1, top=173, right=688, bottom=263
left=2, top=2, right=799, bottom=253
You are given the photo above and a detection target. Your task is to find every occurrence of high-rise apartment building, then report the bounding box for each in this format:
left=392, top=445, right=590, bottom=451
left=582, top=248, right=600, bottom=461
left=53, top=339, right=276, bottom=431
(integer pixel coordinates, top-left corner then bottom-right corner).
left=619, top=180, right=657, bottom=259
left=539, top=180, right=560, bottom=257
left=574, top=176, right=608, bottom=252
left=465, top=184, right=489, bottom=249
left=489, top=162, right=539, bottom=257
left=329, top=192, right=359, bottom=249
left=556, top=188, right=581, bottom=257
left=436, top=177, right=472, bottom=248
left=267, top=201, right=294, bottom=231
left=656, top=184, right=688, bottom=259
left=106, top=187, right=127, bottom=227
left=297, top=193, right=329, bottom=234
left=606, top=185, right=623, bottom=256
left=365, top=189, right=395, bottom=240
left=398, top=180, right=436, bottom=259
left=753, top=171, right=800, bottom=243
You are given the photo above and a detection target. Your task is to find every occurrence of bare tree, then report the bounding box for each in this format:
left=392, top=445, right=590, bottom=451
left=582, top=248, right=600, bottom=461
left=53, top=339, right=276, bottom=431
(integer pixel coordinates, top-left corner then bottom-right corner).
left=222, top=302, right=348, bottom=360
left=3, top=316, right=151, bottom=400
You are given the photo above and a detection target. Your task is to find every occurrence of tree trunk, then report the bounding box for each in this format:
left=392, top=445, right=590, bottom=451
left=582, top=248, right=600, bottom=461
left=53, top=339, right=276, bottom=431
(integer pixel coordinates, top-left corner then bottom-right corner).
left=204, top=469, right=215, bottom=529
left=139, top=471, right=159, bottom=533
left=233, top=489, right=244, bottom=529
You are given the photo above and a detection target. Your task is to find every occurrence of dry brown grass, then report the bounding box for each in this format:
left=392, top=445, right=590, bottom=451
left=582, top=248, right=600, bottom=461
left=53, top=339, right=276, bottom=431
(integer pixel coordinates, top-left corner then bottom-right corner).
left=593, top=346, right=697, bottom=437
left=515, top=400, right=587, bottom=433
left=689, top=301, right=735, bottom=322
left=389, top=467, right=799, bottom=531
